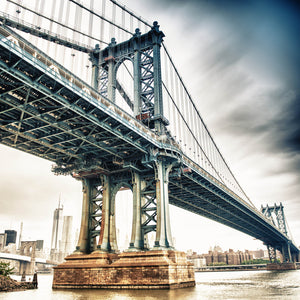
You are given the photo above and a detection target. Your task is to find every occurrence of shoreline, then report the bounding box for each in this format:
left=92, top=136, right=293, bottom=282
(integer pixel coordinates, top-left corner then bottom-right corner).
left=196, top=262, right=300, bottom=272
left=195, top=264, right=267, bottom=272
left=0, top=275, right=37, bottom=293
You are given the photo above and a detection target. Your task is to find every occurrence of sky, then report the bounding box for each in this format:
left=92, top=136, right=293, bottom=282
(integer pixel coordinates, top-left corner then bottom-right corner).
left=0, top=0, right=300, bottom=254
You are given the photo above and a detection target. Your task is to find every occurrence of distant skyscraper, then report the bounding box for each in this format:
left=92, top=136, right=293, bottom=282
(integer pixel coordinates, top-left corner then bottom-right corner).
left=4, top=230, right=17, bottom=246
left=60, top=216, right=73, bottom=254
left=0, top=233, right=7, bottom=250
left=18, top=222, right=23, bottom=249
left=36, top=240, right=44, bottom=251
left=51, top=201, right=64, bottom=250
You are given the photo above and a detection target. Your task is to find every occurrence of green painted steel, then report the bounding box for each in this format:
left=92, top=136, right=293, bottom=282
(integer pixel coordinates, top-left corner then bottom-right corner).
left=0, top=25, right=298, bottom=258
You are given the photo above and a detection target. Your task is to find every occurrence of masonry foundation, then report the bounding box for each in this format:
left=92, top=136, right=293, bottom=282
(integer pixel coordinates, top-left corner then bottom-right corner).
left=52, top=250, right=195, bottom=289
left=267, top=262, right=297, bottom=271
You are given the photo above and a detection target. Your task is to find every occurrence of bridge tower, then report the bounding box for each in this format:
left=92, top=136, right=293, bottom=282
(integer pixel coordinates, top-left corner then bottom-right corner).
left=91, top=21, right=169, bottom=135
left=261, top=203, right=298, bottom=270
left=19, top=241, right=36, bottom=275
left=53, top=23, right=195, bottom=289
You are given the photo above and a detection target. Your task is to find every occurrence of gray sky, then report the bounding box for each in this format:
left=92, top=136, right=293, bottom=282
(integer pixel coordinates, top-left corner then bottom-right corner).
left=0, top=0, right=299, bottom=254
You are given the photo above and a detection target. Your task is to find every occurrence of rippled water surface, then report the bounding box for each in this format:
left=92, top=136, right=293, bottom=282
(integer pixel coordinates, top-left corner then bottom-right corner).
left=1, top=270, right=299, bottom=299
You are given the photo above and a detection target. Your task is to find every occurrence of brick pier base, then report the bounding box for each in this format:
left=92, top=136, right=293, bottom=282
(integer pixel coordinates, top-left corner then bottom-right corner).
left=267, top=262, right=297, bottom=271
left=52, top=250, right=195, bottom=289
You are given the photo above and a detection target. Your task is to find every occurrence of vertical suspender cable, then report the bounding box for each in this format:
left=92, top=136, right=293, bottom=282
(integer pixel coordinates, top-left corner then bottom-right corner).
left=194, top=106, right=202, bottom=165
left=64, top=0, right=72, bottom=71
left=162, top=50, right=170, bottom=123
left=31, top=0, right=40, bottom=46
left=100, top=0, right=106, bottom=48
left=47, top=0, right=57, bottom=53
left=110, top=1, right=116, bottom=39
left=174, top=73, right=182, bottom=149
left=179, top=81, right=187, bottom=154
left=121, top=6, right=125, bottom=41
left=55, top=0, right=64, bottom=63
left=130, top=14, right=133, bottom=33
left=169, top=61, right=177, bottom=142
left=88, top=0, right=94, bottom=47
left=189, top=98, right=197, bottom=161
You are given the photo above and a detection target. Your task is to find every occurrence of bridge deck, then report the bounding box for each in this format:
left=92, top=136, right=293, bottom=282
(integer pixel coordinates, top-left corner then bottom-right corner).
left=0, top=25, right=176, bottom=174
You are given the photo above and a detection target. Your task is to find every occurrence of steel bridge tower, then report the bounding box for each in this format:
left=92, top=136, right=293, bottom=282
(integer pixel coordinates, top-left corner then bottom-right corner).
left=261, top=203, right=298, bottom=267
left=53, top=23, right=195, bottom=289
left=74, top=22, right=176, bottom=254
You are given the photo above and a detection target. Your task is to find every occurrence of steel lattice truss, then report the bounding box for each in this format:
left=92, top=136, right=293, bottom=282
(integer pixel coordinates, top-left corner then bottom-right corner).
left=140, top=48, right=155, bottom=116
left=0, top=26, right=162, bottom=175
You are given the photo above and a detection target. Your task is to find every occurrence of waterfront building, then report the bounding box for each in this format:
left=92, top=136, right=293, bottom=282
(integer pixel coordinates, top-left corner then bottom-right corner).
left=4, top=230, right=17, bottom=246
left=0, top=233, right=7, bottom=250
left=36, top=240, right=44, bottom=251
left=250, top=249, right=265, bottom=259
left=188, top=248, right=254, bottom=267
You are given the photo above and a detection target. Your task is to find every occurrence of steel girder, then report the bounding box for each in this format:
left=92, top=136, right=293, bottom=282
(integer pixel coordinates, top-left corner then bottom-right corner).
left=0, top=26, right=169, bottom=175
left=168, top=159, right=299, bottom=255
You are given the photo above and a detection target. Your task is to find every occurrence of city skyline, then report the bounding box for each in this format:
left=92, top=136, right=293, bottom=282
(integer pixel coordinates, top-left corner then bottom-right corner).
left=0, top=0, right=300, bottom=254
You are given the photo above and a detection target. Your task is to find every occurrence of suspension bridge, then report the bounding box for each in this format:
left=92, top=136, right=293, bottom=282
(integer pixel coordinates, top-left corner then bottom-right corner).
left=0, top=0, right=298, bottom=289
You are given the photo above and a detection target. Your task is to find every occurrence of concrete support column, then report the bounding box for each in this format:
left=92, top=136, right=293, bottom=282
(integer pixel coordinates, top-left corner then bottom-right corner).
left=75, top=178, right=91, bottom=254
left=154, top=160, right=173, bottom=249
left=97, top=175, right=112, bottom=252
left=129, top=172, right=143, bottom=250
left=109, top=191, right=118, bottom=252
left=282, top=242, right=292, bottom=262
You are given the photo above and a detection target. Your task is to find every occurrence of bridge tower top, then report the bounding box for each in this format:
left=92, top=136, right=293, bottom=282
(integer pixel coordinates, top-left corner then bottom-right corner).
left=90, top=22, right=168, bottom=134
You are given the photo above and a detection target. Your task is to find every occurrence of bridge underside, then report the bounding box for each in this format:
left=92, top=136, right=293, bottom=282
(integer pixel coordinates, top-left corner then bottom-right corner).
left=169, top=172, right=299, bottom=258
left=0, top=25, right=299, bottom=284
left=0, top=26, right=154, bottom=176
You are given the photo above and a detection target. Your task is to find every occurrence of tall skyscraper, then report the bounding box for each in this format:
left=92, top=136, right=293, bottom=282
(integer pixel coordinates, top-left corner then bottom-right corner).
left=18, top=222, right=23, bottom=249
left=60, top=216, right=73, bottom=255
left=4, top=230, right=17, bottom=246
left=36, top=240, right=44, bottom=251
left=50, top=201, right=64, bottom=251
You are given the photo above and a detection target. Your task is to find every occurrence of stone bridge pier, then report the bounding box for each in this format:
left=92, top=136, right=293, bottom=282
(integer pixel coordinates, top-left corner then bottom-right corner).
left=19, top=241, right=36, bottom=275
left=53, top=154, right=195, bottom=289
left=52, top=21, right=194, bottom=290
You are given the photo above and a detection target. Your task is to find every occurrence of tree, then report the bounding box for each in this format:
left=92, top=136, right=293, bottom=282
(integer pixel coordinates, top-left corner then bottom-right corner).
left=0, top=262, right=15, bottom=276
left=241, top=259, right=270, bottom=265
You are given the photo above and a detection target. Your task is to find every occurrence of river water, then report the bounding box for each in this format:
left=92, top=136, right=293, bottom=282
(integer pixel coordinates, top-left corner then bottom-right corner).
left=1, top=270, right=299, bottom=299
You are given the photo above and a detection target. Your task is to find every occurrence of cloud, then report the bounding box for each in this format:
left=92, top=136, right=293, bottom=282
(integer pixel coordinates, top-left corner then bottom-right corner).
left=152, top=0, right=300, bottom=241
left=171, top=0, right=300, bottom=168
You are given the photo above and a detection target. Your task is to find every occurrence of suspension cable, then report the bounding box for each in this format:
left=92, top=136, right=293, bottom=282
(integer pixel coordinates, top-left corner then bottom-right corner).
left=6, top=0, right=108, bottom=45
left=162, top=43, right=255, bottom=207
left=69, top=0, right=133, bottom=36
left=108, top=0, right=152, bottom=28
left=162, top=82, right=226, bottom=186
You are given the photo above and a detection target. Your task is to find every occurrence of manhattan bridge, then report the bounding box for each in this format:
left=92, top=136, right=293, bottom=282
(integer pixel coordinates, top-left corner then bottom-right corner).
left=0, top=0, right=298, bottom=289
